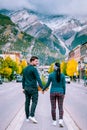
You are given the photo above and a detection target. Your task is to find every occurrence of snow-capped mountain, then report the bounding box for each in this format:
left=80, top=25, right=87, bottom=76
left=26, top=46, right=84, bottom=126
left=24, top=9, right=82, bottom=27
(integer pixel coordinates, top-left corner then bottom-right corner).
left=0, top=8, right=87, bottom=54
left=9, top=9, right=66, bottom=55
left=0, top=13, right=62, bottom=65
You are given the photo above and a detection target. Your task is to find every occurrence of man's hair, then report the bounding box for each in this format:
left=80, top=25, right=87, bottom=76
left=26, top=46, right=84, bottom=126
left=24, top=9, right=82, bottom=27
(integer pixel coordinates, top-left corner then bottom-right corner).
left=30, top=56, right=38, bottom=62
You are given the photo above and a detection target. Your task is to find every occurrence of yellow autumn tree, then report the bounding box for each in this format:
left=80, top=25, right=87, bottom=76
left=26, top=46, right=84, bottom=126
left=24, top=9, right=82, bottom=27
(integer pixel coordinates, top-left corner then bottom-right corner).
left=15, top=57, right=20, bottom=65
left=66, top=59, right=78, bottom=77
left=0, top=56, right=19, bottom=80
left=15, top=57, right=22, bottom=74
left=16, top=65, right=22, bottom=74
left=85, top=65, right=87, bottom=76
left=48, top=63, right=55, bottom=73
left=61, top=61, right=67, bottom=75
left=3, top=67, right=12, bottom=78
left=20, top=59, right=27, bottom=71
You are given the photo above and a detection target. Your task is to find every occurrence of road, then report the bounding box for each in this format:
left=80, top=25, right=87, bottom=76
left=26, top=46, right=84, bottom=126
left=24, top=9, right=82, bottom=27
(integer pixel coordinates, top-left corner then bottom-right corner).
left=0, top=81, right=87, bottom=130
left=0, top=81, right=24, bottom=130
left=64, top=81, right=87, bottom=130
left=20, top=89, right=68, bottom=130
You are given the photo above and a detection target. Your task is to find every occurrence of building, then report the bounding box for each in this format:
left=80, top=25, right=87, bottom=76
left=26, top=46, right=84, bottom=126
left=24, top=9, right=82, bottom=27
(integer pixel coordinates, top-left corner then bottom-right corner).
left=0, top=51, right=21, bottom=61
left=68, top=43, right=87, bottom=63
left=68, top=50, right=74, bottom=60
left=73, top=45, right=81, bottom=62
left=80, top=42, right=87, bottom=63
left=68, top=42, right=87, bottom=78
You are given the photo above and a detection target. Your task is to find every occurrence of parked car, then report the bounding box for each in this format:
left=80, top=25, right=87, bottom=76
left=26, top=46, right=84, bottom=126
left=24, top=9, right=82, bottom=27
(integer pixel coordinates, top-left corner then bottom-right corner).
left=0, top=77, right=3, bottom=84
left=16, top=75, right=22, bottom=82
left=65, top=76, right=71, bottom=84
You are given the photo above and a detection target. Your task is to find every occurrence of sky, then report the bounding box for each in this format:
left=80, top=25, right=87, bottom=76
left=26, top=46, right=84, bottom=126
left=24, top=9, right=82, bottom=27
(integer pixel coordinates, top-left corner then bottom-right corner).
left=0, top=0, right=87, bottom=16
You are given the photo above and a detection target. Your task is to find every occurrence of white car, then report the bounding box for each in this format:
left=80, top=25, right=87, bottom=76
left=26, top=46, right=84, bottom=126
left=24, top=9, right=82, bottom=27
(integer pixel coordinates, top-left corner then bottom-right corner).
left=16, top=75, right=22, bottom=82
left=65, top=76, right=71, bottom=83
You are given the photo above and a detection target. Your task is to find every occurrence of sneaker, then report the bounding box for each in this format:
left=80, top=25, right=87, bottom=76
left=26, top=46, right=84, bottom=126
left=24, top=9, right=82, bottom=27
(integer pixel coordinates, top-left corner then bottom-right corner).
left=26, top=118, right=29, bottom=122
left=29, top=116, right=38, bottom=123
left=52, top=120, right=57, bottom=126
left=59, top=119, right=64, bottom=127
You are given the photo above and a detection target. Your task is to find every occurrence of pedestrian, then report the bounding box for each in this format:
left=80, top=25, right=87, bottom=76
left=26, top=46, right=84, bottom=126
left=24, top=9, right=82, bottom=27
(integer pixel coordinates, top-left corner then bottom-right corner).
left=42, top=62, right=66, bottom=127
left=22, top=56, right=43, bottom=123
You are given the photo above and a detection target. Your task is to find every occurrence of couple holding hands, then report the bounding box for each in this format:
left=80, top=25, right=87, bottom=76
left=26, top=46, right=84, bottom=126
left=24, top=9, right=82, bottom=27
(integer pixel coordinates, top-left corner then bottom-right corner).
left=22, top=56, right=66, bottom=127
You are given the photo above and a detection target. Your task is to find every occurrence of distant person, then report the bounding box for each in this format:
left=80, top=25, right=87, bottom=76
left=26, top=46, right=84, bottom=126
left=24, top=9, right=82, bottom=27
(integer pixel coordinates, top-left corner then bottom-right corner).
left=84, top=75, right=87, bottom=86
left=43, top=63, right=66, bottom=127
left=22, top=56, right=43, bottom=123
left=77, top=75, right=80, bottom=83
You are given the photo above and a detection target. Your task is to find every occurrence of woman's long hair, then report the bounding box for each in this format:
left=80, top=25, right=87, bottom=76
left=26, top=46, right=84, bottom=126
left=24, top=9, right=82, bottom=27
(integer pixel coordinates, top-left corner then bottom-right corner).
left=55, top=62, right=61, bottom=82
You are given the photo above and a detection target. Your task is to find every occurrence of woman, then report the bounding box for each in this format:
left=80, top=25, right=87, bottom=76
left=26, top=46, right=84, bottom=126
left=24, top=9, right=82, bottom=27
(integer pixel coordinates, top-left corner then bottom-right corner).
left=43, top=63, right=66, bottom=127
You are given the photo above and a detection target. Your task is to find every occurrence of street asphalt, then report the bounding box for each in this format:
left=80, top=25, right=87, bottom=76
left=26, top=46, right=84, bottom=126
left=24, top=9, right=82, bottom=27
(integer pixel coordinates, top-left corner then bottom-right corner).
left=6, top=89, right=80, bottom=130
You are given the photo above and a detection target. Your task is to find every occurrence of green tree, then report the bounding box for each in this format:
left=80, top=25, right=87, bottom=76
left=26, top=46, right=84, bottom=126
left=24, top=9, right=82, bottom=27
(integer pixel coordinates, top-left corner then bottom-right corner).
left=61, top=61, right=67, bottom=75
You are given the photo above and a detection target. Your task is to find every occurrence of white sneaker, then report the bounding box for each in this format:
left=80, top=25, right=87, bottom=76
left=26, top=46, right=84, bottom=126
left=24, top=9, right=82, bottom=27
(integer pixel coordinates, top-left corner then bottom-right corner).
left=29, top=116, right=38, bottom=123
left=52, top=121, right=57, bottom=126
left=59, top=119, right=64, bottom=127
left=26, top=119, right=29, bottom=122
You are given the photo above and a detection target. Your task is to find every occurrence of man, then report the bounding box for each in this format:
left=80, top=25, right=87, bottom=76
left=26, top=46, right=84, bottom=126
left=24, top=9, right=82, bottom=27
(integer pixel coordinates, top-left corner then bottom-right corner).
left=22, top=56, right=43, bottom=123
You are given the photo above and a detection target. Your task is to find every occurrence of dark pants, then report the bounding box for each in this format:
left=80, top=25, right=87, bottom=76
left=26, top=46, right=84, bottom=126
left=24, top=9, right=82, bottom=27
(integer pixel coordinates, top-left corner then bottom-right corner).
left=24, top=90, right=38, bottom=119
left=50, top=93, right=64, bottom=120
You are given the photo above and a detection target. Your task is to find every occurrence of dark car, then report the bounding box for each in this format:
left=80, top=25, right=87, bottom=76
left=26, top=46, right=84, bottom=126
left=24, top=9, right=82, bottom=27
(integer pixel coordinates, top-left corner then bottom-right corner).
left=16, top=75, right=22, bottom=82
left=0, top=77, right=3, bottom=84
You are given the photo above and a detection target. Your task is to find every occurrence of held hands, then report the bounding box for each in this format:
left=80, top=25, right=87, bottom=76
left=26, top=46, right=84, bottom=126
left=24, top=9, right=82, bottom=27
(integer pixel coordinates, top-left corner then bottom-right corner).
left=41, top=90, right=45, bottom=94
left=38, top=86, right=45, bottom=94
left=38, top=85, right=48, bottom=94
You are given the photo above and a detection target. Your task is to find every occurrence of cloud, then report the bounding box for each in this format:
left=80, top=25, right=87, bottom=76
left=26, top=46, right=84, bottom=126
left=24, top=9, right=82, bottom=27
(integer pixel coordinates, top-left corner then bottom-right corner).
left=28, top=0, right=87, bottom=16
left=0, top=0, right=87, bottom=16
left=0, top=0, right=31, bottom=10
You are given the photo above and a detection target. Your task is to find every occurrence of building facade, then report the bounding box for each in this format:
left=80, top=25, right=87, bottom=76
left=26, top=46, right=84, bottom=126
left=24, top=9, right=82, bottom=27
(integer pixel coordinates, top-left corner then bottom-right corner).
left=68, top=42, right=87, bottom=78
left=0, top=51, right=21, bottom=61
left=80, top=42, right=87, bottom=63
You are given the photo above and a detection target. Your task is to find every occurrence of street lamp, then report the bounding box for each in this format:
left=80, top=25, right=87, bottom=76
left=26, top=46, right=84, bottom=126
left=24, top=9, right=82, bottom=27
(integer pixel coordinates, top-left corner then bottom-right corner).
left=78, top=61, right=81, bottom=82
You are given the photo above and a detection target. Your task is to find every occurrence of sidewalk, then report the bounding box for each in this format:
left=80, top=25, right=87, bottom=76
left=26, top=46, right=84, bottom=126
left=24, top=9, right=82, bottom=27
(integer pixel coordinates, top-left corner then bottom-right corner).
left=6, top=91, right=79, bottom=130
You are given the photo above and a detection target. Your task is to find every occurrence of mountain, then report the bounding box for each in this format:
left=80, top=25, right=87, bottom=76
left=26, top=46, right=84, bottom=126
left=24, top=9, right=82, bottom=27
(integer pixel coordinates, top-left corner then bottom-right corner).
left=0, top=14, right=63, bottom=65
left=10, top=9, right=87, bottom=51
left=41, top=14, right=87, bottom=49
left=71, top=26, right=87, bottom=49
left=0, top=8, right=87, bottom=57
left=10, top=9, right=66, bottom=55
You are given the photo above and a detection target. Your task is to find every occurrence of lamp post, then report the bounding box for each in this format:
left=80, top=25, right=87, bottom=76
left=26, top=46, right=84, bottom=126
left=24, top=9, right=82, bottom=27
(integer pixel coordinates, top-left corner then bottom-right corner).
left=78, top=61, right=81, bottom=82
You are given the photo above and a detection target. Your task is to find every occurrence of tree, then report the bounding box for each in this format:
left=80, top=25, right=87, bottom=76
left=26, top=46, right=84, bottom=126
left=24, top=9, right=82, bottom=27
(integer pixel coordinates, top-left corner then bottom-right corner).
left=20, top=59, right=27, bottom=74
left=66, top=59, right=78, bottom=77
left=16, top=65, right=22, bottom=74
left=0, top=57, right=4, bottom=76
left=2, top=67, right=12, bottom=78
left=48, top=63, right=55, bottom=73
left=61, top=61, right=67, bottom=75
left=4, top=56, right=18, bottom=80
left=0, top=56, right=18, bottom=80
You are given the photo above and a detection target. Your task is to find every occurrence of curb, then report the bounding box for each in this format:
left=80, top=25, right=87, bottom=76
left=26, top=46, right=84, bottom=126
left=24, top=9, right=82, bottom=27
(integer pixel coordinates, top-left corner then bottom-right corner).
left=6, top=105, right=80, bottom=130
left=6, top=105, right=25, bottom=130
left=64, top=108, right=80, bottom=130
